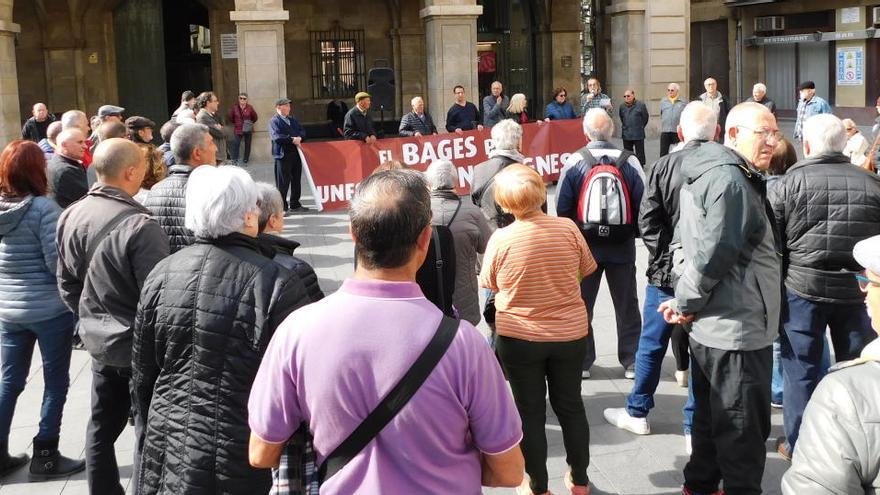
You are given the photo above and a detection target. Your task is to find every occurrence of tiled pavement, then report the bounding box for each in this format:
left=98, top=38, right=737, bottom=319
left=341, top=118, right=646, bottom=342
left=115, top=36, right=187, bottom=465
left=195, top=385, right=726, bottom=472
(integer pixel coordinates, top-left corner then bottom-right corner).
left=0, top=127, right=812, bottom=494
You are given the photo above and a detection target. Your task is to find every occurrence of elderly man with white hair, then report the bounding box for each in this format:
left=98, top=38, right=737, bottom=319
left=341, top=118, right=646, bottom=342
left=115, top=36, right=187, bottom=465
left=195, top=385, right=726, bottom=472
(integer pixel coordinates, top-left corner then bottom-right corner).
left=426, top=160, right=491, bottom=325
left=556, top=108, right=645, bottom=380
left=398, top=96, right=438, bottom=137
left=745, top=82, right=777, bottom=117
left=659, top=83, right=687, bottom=157
left=657, top=102, right=782, bottom=494
left=472, top=119, right=530, bottom=230
left=132, top=166, right=309, bottom=495
left=767, top=112, right=880, bottom=461
left=603, top=102, right=719, bottom=448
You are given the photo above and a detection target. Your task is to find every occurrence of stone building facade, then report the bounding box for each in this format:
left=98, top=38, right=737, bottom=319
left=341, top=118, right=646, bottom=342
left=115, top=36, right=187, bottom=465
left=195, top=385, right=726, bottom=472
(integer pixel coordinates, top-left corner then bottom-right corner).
left=0, top=0, right=584, bottom=162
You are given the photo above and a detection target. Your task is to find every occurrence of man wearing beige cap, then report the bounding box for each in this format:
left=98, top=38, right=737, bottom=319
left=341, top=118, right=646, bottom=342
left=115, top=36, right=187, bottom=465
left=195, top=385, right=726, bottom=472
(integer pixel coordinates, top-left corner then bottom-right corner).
left=344, top=92, right=377, bottom=143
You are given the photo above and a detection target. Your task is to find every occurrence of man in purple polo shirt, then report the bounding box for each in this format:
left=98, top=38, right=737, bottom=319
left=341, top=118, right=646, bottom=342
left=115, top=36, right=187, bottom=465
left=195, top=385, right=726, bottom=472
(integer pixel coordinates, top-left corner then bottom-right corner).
left=248, top=169, right=524, bottom=493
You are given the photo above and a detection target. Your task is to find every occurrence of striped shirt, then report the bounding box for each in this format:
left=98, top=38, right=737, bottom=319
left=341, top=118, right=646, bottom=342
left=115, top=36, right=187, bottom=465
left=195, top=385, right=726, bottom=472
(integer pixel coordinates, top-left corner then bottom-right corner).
left=480, top=214, right=597, bottom=342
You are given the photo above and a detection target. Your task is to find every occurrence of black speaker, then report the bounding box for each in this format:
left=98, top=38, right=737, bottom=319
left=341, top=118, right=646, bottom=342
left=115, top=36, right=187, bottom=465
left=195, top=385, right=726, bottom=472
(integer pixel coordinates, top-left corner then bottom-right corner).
left=367, top=68, right=395, bottom=112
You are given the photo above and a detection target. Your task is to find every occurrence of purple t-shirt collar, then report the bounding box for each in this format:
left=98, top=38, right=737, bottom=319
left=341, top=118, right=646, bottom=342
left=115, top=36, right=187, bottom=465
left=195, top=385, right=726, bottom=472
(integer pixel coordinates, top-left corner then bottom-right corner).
left=341, top=278, right=424, bottom=299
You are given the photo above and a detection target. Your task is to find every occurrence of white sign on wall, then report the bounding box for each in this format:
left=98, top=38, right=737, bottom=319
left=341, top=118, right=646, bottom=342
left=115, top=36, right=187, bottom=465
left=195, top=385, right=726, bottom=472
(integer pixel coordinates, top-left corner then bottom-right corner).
left=221, top=34, right=238, bottom=59
left=841, top=7, right=860, bottom=24
left=836, top=46, right=864, bottom=86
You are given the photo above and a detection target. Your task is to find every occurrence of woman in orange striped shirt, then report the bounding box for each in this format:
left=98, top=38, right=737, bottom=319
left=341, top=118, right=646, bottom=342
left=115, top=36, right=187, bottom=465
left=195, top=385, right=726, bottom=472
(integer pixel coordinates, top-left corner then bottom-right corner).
left=480, top=164, right=596, bottom=495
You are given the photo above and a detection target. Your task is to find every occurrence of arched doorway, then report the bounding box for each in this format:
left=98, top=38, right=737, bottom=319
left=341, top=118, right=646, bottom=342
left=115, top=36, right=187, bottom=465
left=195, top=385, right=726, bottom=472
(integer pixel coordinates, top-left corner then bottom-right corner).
left=113, top=0, right=212, bottom=125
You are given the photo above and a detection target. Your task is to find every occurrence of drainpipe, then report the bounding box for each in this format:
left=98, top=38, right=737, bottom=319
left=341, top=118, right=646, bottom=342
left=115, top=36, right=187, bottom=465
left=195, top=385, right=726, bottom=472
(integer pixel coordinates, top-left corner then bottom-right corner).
left=736, top=17, right=743, bottom=103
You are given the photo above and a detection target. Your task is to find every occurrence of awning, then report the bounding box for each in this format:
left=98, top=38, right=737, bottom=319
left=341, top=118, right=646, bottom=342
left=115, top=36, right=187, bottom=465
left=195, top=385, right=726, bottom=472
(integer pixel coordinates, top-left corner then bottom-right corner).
left=724, top=0, right=779, bottom=5
left=745, top=28, right=880, bottom=46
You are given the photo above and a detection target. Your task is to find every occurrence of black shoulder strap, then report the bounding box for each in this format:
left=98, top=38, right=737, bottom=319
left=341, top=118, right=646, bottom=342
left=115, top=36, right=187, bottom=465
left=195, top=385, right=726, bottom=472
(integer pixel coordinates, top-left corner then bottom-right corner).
left=84, top=210, right=135, bottom=268
left=445, top=198, right=463, bottom=228
left=318, top=316, right=459, bottom=483
left=431, top=227, right=447, bottom=312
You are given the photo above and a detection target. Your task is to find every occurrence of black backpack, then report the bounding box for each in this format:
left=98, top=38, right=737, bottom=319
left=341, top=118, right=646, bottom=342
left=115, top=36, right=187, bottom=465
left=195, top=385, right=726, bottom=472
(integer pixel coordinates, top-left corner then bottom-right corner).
left=416, top=200, right=461, bottom=316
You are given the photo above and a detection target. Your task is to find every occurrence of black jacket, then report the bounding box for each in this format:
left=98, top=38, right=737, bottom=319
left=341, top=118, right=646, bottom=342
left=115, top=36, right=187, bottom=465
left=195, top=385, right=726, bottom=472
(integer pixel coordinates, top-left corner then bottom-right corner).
left=143, top=165, right=196, bottom=253
left=343, top=106, right=375, bottom=141
left=132, top=233, right=310, bottom=495
left=619, top=100, right=649, bottom=141
left=639, top=140, right=706, bottom=288
left=56, top=184, right=170, bottom=367
left=21, top=115, right=54, bottom=142
left=47, top=154, right=88, bottom=209
left=258, top=232, right=324, bottom=303
left=769, top=152, right=880, bottom=303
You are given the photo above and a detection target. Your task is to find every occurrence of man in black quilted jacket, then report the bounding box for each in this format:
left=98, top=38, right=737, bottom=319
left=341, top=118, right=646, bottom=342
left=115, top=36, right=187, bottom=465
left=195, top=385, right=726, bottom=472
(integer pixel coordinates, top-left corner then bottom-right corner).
left=143, top=123, right=217, bottom=253
left=768, top=113, right=880, bottom=459
left=56, top=139, right=170, bottom=495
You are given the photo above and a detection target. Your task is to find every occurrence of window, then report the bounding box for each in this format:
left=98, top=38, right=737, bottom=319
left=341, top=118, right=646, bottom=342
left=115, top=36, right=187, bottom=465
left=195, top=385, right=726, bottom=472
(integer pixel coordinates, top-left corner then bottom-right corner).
left=310, top=26, right=366, bottom=99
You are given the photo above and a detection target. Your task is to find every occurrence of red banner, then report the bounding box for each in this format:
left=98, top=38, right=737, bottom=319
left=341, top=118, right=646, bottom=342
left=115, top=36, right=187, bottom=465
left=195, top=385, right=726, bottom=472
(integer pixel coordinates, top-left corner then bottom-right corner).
left=299, top=119, right=586, bottom=211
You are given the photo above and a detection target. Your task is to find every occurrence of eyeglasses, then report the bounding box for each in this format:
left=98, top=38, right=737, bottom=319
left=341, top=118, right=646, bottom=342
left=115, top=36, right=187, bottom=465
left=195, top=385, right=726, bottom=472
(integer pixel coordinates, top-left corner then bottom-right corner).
left=856, top=270, right=880, bottom=291
left=239, top=97, right=248, bottom=100
left=736, top=125, right=782, bottom=142
left=557, top=94, right=566, bottom=98
left=666, top=88, right=676, bottom=92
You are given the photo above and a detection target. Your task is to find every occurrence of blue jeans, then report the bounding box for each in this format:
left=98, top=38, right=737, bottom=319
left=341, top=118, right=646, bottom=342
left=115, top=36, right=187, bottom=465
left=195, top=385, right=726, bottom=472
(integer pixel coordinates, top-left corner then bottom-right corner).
left=626, top=285, right=694, bottom=432
left=771, top=333, right=831, bottom=404
left=781, top=290, right=875, bottom=451
left=0, top=312, right=76, bottom=441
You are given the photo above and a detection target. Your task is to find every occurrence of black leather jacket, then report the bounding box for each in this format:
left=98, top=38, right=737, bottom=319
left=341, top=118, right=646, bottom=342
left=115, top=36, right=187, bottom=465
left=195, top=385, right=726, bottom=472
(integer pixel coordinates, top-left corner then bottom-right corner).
left=639, top=140, right=706, bottom=288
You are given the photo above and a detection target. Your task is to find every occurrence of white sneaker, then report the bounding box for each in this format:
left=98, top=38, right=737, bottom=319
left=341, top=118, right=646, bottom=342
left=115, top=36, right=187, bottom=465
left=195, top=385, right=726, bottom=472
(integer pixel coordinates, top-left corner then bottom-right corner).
left=624, top=367, right=635, bottom=380
left=675, top=370, right=689, bottom=388
left=685, top=433, right=692, bottom=455
left=582, top=370, right=591, bottom=379
left=603, top=408, right=650, bottom=435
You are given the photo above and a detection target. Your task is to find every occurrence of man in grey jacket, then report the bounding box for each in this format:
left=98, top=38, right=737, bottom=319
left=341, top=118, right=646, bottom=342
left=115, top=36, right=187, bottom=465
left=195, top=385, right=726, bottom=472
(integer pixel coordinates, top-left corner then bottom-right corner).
left=482, top=81, right=509, bottom=129
left=56, top=139, right=170, bottom=495
left=659, top=83, right=687, bottom=157
left=659, top=102, right=782, bottom=495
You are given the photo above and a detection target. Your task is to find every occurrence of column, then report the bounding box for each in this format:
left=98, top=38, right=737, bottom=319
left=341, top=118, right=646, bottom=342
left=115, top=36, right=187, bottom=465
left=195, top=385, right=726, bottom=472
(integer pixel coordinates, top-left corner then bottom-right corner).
left=0, top=12, right=21, bottom=148
left=230, top=0, right=289, bottom=164
left=420, top=2, right=483, bottom=132
left=606, top=0, right=689, bottom=138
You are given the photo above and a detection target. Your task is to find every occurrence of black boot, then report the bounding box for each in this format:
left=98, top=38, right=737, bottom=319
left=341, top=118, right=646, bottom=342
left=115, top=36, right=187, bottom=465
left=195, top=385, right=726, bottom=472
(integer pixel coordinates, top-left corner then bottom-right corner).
left=0, top=441, right=28, bottom=478
left=28, top=437, right=85, bottom=481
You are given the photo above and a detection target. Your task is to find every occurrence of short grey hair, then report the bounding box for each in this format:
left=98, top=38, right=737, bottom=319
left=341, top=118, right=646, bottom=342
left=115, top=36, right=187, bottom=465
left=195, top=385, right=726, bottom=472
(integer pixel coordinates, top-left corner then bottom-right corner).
left=425, top=160, right=457, bottom=190
left=491, top=119, right=523, bottom=151
left=752, top=83, right=767, bottom=94
left=185, top=165, right=259, bottom=239
left=60, top=110, right=87, bottom=131
left=171, top=123, right=211, bottom=165
left=350, top=169, right=431, bottom=269
left=410, top=96, right=423, bottom=107
left=256, top=182, right=284, bottom=231
left=802, top=113, right=847, bottom=156
left=46, top=121, right=63, bottom=145
left=583, top=108, right=614, bottom=141
left=679, top=101, right=717, bottom=142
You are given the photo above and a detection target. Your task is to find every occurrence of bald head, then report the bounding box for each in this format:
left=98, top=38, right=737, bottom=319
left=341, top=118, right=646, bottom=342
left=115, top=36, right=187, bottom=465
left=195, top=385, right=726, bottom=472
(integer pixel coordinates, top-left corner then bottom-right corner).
left=57, top=128, right=87, bottom=161
left=679, top=101, right=718, bottom=142
left=582, top=108, right=614, bottom=142
left=32, top=103, right=49, bottom=122
left=46, top=121, right=63, bottom=146
left=92, top=139, right=146, bottom=197
left=725, top=102, right=773, bottom=136
left=61, top=110, right=89, bottom=134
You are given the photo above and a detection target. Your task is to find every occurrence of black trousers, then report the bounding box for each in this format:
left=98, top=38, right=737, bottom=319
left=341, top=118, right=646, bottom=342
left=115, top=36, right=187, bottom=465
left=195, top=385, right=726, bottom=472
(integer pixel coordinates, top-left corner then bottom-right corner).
left=671, top=325, right=689, bottom=371
left=684, top=341, right=771, bottom=495
left=659, top=132, right=680, bottom=157
left=497, top=336, right=590, bottom=494
left=622, top=139, right=646, bottom=167
left=579, top=262, right=642, bottom=370
left=274, top=151, right=303, bottom=210
left=86, top=361, right=141, bottom=495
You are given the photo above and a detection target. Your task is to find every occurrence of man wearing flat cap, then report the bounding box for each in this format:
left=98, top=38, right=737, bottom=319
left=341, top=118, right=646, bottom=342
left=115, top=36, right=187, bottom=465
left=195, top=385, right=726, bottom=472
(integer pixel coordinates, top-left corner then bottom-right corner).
left=125, top=116, right=156, bottom=145
left=91, top=105, right=126, bottom=152
left=269, top=98, right=309, bottom=213
left=793, top=81, right=831, bottom=141
left=344, top=92, right=377, bottom=143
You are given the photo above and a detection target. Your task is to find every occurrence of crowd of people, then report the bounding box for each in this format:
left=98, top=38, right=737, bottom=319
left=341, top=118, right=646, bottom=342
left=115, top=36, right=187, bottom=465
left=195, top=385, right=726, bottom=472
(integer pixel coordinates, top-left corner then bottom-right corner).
left=1, top=75, right=879, bottom=495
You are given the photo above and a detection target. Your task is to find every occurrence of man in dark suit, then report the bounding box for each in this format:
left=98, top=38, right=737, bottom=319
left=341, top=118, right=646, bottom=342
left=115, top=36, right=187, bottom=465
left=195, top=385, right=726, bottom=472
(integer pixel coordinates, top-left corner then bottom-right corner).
left=269, top=98, right=308, bottom=213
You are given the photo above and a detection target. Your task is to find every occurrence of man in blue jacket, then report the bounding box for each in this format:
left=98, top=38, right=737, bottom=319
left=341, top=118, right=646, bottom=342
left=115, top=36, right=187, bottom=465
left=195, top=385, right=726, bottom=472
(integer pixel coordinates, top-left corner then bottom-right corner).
left=269, top=97, right=308, bottom=213
left=556, top=109, right=645, bottom=379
